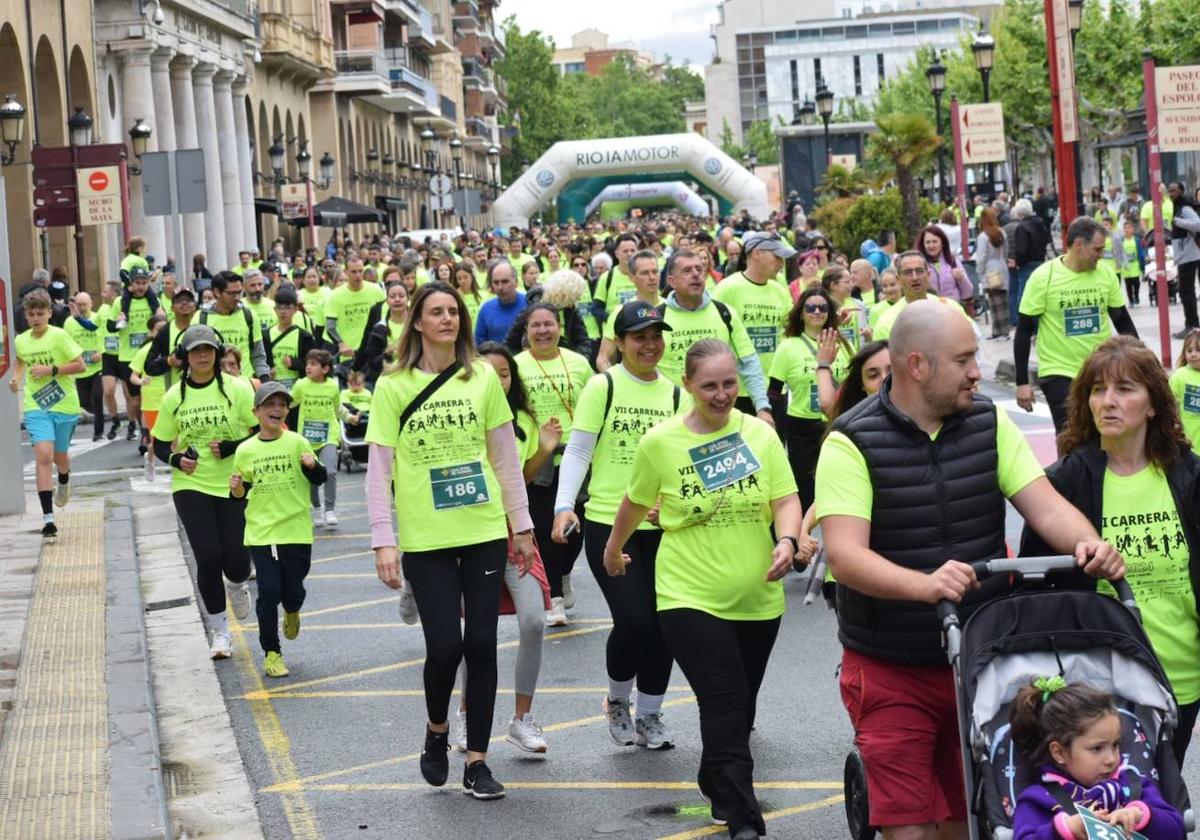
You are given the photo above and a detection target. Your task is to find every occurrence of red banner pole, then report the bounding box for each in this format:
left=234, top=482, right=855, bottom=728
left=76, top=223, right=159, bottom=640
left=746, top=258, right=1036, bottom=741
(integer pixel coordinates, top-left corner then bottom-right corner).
left=1044, top=0, right=1078, bottom=247
left=949, top=96, right=971, bottom=261
left=1143, top=51, right=1173, bottom=368
left=118, top=155, right=131, bottom=246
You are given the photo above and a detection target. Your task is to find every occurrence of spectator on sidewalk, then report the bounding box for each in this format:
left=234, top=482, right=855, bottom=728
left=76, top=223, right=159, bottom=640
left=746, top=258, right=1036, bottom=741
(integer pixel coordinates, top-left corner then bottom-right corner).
left=1167, top=181, right=1200, bottom=338
left=1008, top=199, right=1051, bottom=326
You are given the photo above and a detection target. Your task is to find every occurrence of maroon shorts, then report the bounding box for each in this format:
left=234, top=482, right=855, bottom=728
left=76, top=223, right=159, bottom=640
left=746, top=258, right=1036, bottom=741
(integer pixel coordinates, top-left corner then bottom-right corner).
left=839, top=648, right=967, bottom=827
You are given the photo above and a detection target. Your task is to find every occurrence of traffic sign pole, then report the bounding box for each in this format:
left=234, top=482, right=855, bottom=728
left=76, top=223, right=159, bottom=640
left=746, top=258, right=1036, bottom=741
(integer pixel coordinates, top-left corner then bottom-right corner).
left=1144, top=51, right=1172, bottom=368
left=1045, top=0, right=1079, bottom=245
left=949, top=96, right=971, bottom=262
left=118, top=156, right=131, bottom=245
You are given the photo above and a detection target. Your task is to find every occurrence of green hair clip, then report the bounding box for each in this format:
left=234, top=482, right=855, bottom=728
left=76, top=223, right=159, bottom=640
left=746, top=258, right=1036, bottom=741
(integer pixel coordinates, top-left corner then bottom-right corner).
left=1033, top=675, right=1067, bottom=703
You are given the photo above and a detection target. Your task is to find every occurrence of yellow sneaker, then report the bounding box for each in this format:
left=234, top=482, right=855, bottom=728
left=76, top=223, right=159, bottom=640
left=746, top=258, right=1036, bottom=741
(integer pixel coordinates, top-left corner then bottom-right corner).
left=283, top=611, right=300, bottom=641
left=264, top=651, right=289, bottom=678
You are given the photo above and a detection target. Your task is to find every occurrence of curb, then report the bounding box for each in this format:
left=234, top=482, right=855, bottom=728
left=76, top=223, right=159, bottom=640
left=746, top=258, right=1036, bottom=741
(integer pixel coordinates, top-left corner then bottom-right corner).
left=993, top=359, right=1036, bottom=384
left=105, top=501, right=173, bottom=840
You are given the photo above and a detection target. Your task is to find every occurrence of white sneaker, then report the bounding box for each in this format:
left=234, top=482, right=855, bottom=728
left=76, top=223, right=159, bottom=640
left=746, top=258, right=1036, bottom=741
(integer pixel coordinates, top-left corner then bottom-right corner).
left=143, top=451, right=156, bottom=483
left=506, top=713, right=548, bottom=753
left=53, top=476, right=70, bottom=508
left=226, top=580, right=252, bottom=620
left=603, top=696, right=636, bottom=746
left=209, top=630, right=233, bottom=660
left=453, top=707, right=468, bottom=752
left=543, top=596, right=567, bottom=627
left=635, top=712, right=674, bottom=750
left=323, top=510, right=338, bottom=529
left=398, top=582, right=419, bottom=626
left=561, top=573, right=575, bottom=610
left=311, top=507, right=322, bottom=526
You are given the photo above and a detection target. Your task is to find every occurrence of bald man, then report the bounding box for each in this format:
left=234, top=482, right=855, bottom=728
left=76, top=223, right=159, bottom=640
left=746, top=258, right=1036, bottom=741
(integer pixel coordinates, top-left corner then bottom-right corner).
left=63, top=291, right=107, bottom=441
left=813, top=301, right=1125, bottom=840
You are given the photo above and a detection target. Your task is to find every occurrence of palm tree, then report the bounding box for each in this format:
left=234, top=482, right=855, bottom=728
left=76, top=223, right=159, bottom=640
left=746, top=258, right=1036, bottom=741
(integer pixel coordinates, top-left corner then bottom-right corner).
left=818, top=164, right=868, bottom=200
left=867, top=113, right=941, bottom=243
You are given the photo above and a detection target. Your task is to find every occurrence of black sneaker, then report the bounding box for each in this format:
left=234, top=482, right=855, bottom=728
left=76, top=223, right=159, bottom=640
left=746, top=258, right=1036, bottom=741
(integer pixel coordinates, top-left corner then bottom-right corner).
left=462, top=760, right=505, bottom=800
left=419, top=728, right=449, bottom=787
left=92, top=433, right=103, bottom=443
left=41, top=522, right=58, bottom=542
left=106, top=420, right=119, bottom=441
left=126, top=422, right=138, bottom=441
left=698, top=770, right=730, bottom=825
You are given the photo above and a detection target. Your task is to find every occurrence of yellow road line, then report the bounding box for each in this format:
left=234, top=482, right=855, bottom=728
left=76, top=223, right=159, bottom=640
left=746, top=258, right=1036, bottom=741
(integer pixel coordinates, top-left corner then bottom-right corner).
left=657, top=794, right=845, bottom=839
left=294, top=780, right=842, bottom=793
left=260, top=695, right=695, bottom=793
left=247, top=624, right=612, bottom=698
left=235, top=616, right=615, bottom=631
left=314, top=532, right=370, bottom=541
left=239, top=594, right=399, bottom=629
left=230, top=615, right=322, bottom=839
left=250, top=685, right=696, bottom=700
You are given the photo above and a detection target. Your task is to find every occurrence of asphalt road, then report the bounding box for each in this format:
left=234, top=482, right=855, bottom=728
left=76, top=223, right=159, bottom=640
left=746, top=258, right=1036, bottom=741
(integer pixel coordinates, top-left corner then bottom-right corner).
left=21, top=380, right=1200, bottom=839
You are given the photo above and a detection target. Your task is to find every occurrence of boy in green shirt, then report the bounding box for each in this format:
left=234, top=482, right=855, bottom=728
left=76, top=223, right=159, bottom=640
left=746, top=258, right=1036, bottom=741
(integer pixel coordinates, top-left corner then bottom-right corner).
left=340, top=370, right=372, bottom=437
left=291, top=349, right=356, bottom=529
left=231, top=381, right=328, bottom=678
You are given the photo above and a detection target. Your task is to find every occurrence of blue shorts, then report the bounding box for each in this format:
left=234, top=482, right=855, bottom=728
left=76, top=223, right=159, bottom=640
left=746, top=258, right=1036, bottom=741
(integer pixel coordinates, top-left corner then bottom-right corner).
left=26, top=410, right=79, bottom=452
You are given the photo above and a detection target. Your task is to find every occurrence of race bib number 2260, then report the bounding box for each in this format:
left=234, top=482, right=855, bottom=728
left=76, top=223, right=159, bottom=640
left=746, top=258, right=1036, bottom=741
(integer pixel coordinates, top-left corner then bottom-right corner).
left=687, top=432, right=762, bottom=492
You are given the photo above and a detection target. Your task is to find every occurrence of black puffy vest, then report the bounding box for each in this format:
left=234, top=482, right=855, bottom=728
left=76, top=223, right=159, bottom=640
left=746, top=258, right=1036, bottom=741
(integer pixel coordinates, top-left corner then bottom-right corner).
left=834, top=382, right=1008, bottom=665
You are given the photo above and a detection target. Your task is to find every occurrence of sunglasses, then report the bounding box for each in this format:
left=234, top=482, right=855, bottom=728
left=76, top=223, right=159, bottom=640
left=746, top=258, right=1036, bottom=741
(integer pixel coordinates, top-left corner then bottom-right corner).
left=804, top=303, right=829, bottom=313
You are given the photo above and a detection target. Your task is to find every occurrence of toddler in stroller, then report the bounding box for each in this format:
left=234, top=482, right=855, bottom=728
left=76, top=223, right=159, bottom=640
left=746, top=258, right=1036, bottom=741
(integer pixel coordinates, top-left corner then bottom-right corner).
left=337, top=371, right=371, bottom=472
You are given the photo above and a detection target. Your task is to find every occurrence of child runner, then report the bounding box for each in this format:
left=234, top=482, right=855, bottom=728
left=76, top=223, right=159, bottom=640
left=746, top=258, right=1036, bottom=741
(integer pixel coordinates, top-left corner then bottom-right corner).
left=291, top=349, right=354, bottom=529
left=1169, top=329, right=1200, bottom=448
left=11, top=289, right=86, bottom=541
left=129, top=314, right=168, bottom=482
left=230, top=381, right=328, bottom=678
left=1010, top=677, right=1184, bottom=839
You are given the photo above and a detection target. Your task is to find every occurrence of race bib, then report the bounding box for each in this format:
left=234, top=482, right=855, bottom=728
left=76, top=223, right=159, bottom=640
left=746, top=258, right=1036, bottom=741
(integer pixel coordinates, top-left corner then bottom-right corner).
left=32, top=379, right=66, bottom=410
left=688, top=432, right=762, bottom=493
left=129, top=332, right=148, bottom=349
left=1077, top=807, right=1147, bottom=840
left=1186, top=385, right=1200, bottom=414
left=104, top=335, right=119, bottom=353
left=745, top=325, right=777, bottom=354
left=1063, top=305, right=1100, bottom=336
left=809, top=382, right=821, bottom=413
left=617, top=289, right=637, bottom=305
left=301, top=420, right=329, bottom=444
left=430, top=462, right=491, bottom=510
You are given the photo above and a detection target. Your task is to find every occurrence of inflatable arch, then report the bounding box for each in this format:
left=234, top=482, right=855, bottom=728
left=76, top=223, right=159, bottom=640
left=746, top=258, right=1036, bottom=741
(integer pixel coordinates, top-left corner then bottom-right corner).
left=492, top=133, right=768, bottom=229
left=583, top=181, right=710, bottom=219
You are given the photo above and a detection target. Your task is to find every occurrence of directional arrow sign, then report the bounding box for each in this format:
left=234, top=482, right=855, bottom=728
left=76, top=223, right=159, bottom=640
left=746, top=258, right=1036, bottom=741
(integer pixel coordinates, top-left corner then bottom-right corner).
left=958, top=102, right=1007, bottom=165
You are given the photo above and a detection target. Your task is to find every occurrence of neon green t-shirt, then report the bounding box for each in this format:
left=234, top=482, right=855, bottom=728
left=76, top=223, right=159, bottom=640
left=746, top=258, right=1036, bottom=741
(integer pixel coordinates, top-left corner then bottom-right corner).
left=340, top=387, right=373, bottom=415
left=1121, top=237, right=1142, bottom=280
left=129, top=342, right=165, bottom=412
left=1169, top=365, right=1200, bottom=448
left=327, top=282, right=386, bottom=352
left=626, top=413, right=797, bottom=620
left=243, top=297, right=278, bottom=336
left=234, top=431, right=318, bottom=546
left=572, top=367, right=689, bottom=527
left=769, top=335, right=851, bottom=420
left=365, top=360, right=512, bottom=553
left=1018, top=256, right=1125, bottom=379
left=15, top=326, right=83, bottom=415
left=97, top=303, right=119, bottom=356
left=152, top=375, right=258, bottom=498
left=1141, top=197, right=1174, bottom=231
left=868, top=299, right=894, bottom=330
left=117, top=295, right=155, bottom=362
left=659, top=300, right=757, bottom=388
left=595, top=267, right=639, bottom=322
left=814, top=404, right=1044, bottom=522
left=515, top=408, right=540, bottom=467
left=63, top=315, right=104, bottom=377
left=1098, top=465, right=1200, bottom=704
left=514, top=348, right=593, bottom=444
left=858, top=288, right=878, bottom=308
left=873, top=294, right=970, bottom=342
left=838, top=298, right=868, bottom=353
left=269, top=324, right=305, bottom=390
left=712, top=272, right=792, bottom=396
left=299, top=286, right=330, bottom=328
left=290, top=377, right=342, bottom=448
left=199, top=307, right=263, bottom=378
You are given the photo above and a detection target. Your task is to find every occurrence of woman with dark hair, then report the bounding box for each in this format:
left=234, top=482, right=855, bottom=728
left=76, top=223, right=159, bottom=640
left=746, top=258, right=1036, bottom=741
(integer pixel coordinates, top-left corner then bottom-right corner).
left=914, top=224, right=974, bottom=308
left=815, top=338, right=891, bottom=422
left=1020, top=335, right=1200, bottom=766
left=768, top=287, right=853, bottom=509
left=976, top=207, right=1011, bottom=338
left=366, top=281, right=536, bottom=800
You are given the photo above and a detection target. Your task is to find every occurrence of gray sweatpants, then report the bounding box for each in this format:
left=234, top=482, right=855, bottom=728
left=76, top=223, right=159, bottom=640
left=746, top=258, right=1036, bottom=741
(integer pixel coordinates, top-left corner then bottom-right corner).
left=458, top=559, right=545, bottom=699
left=310, top=444, right=338, bottom=511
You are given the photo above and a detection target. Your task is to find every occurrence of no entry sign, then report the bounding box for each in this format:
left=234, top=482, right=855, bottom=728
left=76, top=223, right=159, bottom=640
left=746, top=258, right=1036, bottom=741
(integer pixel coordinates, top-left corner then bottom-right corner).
left=76, top=165, right=122, bottom=225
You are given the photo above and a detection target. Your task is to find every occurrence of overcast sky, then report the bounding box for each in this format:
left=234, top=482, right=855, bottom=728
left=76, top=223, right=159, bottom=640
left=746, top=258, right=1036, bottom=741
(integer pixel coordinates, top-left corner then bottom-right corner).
left=498, top=0, right=719, bottom=69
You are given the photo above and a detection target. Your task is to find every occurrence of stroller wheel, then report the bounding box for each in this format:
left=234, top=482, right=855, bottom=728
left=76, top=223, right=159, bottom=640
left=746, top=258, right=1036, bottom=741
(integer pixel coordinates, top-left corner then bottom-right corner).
left=844, top=749, right=876, bottom=840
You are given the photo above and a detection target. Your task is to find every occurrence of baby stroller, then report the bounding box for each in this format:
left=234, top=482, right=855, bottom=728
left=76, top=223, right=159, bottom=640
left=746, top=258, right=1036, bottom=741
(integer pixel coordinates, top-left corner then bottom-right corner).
left=843, top=556, right=1195, bottom=840
left=336, top=411, right=369, bottom=472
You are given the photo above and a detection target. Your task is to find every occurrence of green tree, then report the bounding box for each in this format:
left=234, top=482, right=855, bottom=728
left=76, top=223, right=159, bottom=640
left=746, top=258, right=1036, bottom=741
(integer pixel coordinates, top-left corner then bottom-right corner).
left=660, top=61, right=705, bottom=110
left=493, top=20, right=561, bottom=181
left=867, top=113, right=942, bottom=244
left=1141, top=0, right=1200, bottom=65
left=818, top=163, right=868, bottom=200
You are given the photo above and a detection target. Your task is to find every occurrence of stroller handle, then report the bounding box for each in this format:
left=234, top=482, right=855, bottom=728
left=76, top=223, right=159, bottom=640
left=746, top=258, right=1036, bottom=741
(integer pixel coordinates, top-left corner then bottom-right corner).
left=936, top=555, right=1140, bottom=629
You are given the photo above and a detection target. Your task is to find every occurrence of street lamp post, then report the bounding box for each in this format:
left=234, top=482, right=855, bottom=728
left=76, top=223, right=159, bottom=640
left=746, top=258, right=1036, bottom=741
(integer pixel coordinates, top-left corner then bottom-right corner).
left=487, top=144, right=500, bottom=207
left=1068, top=0, right=1085, bottom=218
left=926, top=54, right=948, bottom=203
left=0, top=95, right=26, bottom=165
left=127, top=119, right=152, bottom=175
left=815, top=85, right=834, bottom=168
left=449, top=136, right=464, bottom=230
left=798, top=98, right=816, bottom=208
left=972, top=27, right=996, bottom=192
left=420, top=128, right=437, bottom=227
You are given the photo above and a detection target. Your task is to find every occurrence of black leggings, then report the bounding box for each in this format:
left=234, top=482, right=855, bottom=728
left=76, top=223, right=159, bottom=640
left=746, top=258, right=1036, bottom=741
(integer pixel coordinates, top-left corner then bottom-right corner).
left=249, top=544, right=312, bottom=654
left=1175, top=699, right=1199, bottom=769
left=75, top=373, right=104, bottom=437
left=1124, top=275, right=1141, bottom=305
left=1038, top=374, right=1073, bottom=434
left=403, top=538, right=507, bottom=753
left=1180, top=259, right=1199, bottom=330
left=786, top=416, right=827, bottom=511
left=528, top=475, right=584, bottom=598
left=659, top=608, right=781, bottom=837
left=584, top=521, right=673, bottom=696
left=173, top=490, right=251, bottom=615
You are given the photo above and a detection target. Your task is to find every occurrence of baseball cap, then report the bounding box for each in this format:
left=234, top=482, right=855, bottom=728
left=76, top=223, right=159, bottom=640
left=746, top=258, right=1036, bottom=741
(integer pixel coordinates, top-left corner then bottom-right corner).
left=179, top=324, right=223, bottom=353
left=613, top=300, right=673, bottom=337
left=129, top=265, right=151, bottom=280
left=743, top=232, right=797, bottom=260
left=253, top=380, right=294, bottom=408
left=172, top=286, right=196, bottom=302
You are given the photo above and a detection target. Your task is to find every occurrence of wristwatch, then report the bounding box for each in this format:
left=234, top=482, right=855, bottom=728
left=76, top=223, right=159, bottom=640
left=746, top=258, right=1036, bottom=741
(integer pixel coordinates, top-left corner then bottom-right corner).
left=777, top=535, right=800, bottom=554
left=51, top=365, right=59, bottom=377
left=514, top=528, right=534, bottom=536
left=816, top=362, right=831, bottom=371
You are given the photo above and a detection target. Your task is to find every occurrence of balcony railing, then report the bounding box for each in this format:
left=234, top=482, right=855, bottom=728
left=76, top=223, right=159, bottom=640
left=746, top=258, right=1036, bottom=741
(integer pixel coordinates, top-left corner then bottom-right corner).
left=462, top=58, right=493, bottom=87
left=335, top=49, right=389, bottom=79
left=465, top=116, right=497, bottom=143
left=387, top=59, right=439, bottom=110
left=385, top=0, right=433, bottom=39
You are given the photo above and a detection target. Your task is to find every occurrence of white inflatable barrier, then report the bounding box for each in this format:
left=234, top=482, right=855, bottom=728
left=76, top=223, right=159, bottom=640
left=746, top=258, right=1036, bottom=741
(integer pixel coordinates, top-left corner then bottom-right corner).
left=583, top=181, right=711, bottom=218
left=493, top=133, right=767, bottom=229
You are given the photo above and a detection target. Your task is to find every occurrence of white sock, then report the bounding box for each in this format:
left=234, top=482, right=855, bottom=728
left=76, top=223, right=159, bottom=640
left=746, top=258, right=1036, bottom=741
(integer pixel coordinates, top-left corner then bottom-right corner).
left=636, top=692, right=665, bottom=719
left=608, top=678, right=635, bottom=703
left=43, top=513, right=55, bottom=525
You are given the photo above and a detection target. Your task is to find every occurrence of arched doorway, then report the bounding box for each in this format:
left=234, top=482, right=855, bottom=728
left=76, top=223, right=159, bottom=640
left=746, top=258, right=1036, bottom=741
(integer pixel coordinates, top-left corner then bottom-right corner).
left=0, top=24, right=33, bottom=290
left=69, top=45, right=100, bottom=294
left=34, top=37, right=68, bottom=275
